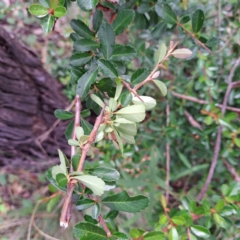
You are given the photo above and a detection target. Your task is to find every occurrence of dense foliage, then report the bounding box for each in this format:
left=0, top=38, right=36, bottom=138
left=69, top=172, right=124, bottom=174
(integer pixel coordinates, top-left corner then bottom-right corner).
left=3, top=0, right=239, bottom=239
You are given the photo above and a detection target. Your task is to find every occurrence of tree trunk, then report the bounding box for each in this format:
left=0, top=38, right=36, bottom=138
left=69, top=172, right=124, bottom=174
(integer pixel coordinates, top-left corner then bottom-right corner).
left=0, top=26, right=70, bottom=170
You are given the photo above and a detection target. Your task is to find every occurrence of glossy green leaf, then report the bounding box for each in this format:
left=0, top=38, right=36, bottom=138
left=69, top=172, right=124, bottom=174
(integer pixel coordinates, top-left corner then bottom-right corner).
left=192, top=9, right=204, bottom=33
left=120, top=91, right=132, bottom=107
left=57, top=149, right=68, bottom=174
left=114, top=105, right=146, bottom=122
left=115, top=123, right=137, bottom=136
left=169, top=227, right=178, bottom=240
left=76, top=68, right=98, bottom=98
left=130, top=228, right=144, bottom=238
left=114, top=84, right=123, bottom=101
left=76, top=0, right=98, bottom=11
left=171, top=216, right=186, bottom=225
left=102, top=191, right=149, bottom=213
left=50, top=0, right=59, bottom=9
left=132, top=96, right=156, bottom=110
left=76, top=199, right=95, bottom=211
left=190, top=225, right=210, bottom=238
left=56, top=173, right=68, bottom=188
left=112, top=232, right=128, bottom=240
left=81, top=117, right=93, bottom=135
left=152, top=22, right=167, bottom=39
left=98, top=23, right=115, bottom=59
left=144, top=231, right=165, bottom=240
left=54, top=109, right=74, bottom=120
left=98, top=59, right=118, bottom=78
left=131, top=68, right=149, bottom=84
left=39, top=0, right=50, bottom=8
left=90, top=94, right=104, bottom=108
left=70, top=19, right=94, bottom=40
left=93, top=9, right=103, bottom=32
left=213, top=213, right=227, bottom=228
left=74, top=222, right=107, bottom=240
left=28, top=4, right=48, bottom=17
left=155, top=42, right=167, bottom=64
left=111, top=45, right=136, bottom=62
left=88, top=166, right=120, bottom=182
left=72, top=175, right=105, bottom=196
left=153, top=80, right=167, bottom=96
left=70, top=52, right=92, bottom=67
left=68, top=139, right=79, bottom=146
left=155, top=3, right=177, bottom=24
left=74, top=39, right=99, bottom=52
left=72, top=154, right=80, bottom=171
left=92, top=202, right=100, bottom=219
left=112, top=9, right=135, bottom=35
left=84, top=215, right=98, bottom=224
left=54, top=6, right=66, bottom=17
left=40, top=15, right=55, bottom=34
left=180, top=15, right=190, bottom=24
left=95, top=78, right=114, bottom=93
left=106, top=210, right=119, bottom=219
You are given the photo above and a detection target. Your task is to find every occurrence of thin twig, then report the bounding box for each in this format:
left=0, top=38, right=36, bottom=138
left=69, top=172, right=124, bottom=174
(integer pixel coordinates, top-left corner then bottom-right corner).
left=197, top=57, right=240, bottom=201
left=165, top=104, right=170, bottom=204
left=70, top=95, right=81, bottom=172
left=60, top=105, right=106, bottom=228
left=178, top=23, right=212, bottom=54
left=172, top=91, right=240, bottom=113
left=224, top=160, right=240, bottom=182
left=99, top=215, right=112, bottom=237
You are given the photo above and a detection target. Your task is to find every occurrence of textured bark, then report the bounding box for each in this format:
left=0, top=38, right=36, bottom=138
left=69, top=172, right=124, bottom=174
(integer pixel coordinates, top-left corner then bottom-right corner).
left=0, top=26, right=70, bottom=170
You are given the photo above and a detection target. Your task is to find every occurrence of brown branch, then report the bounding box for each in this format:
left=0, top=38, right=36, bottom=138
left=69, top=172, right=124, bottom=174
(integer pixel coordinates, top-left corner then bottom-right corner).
left=224, top=160, right=240, bottom=182
left=99, top=215, right=112, bottom=237
left=177, top=23, right=212, bottom=54
left=59, top=105, right=106, bottom=228
left=165, top=104, right=170, bottom=204
left=197, top=57, right=240, bottom=201
left=187, top=228, right=192, bottom=240
left=172, top=91, right=240, bottom=113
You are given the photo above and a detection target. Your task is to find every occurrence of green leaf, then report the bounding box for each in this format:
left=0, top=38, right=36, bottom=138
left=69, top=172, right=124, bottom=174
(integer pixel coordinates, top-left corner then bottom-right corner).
left=113, top=128, right=124, bottom=154
left=111, top=45, right=136, bottom=62
left=221, top=184, right=229, bottom=196
left=114, top=105, right=146, bottom=122
left=171, top=48, right=192, bottom=59
left=90, top=94, right=105, bottom=108
left=213, top=213, right=227, bottom=229
left=81, top=118, right=93, bottom=135
left=56, top=173, right=68, bottom=188
left=98, top=23, right=115, bottom=59
left=153, top=80, right=167, bottom=96
left=114, top=83, right=123, bottom=101
left=72, top=175, right=105, bottom=196
left=57, top=149, right=68, bottom=175
left=112, top=232, right=128, bottom=240
left=95, top=78, right=114, bottom=92
left=177, top=151, right=191, bottom=169
left=105, top=210, right=119, bottom=219
left=70, top=52, right=92, bottom=67
left=76, top=0, right=98, bottom=11
left=144, top=231, right=165, bottom=240
left=74, top=222, right=107, bottom=240
left=180, top=15, right=190, bottom=24
left=120, top=92, right=132, bottom=107
left=234, top=138, right=240, bottom=147
left=98, top=59, right=118, bottom=78
left=72, top=154, right=80, bottom=171
left=39, top=0, right=50, bottom=8
left=155, top=3, right=177, bottom=25
left=46, top=195, right=60, bottom=212
left=93, top=9, right=103, bottom=32
left=70, top=19, right=94, bottom=40
left=131, top=68, right=149, bottom=84
left=130, top=228, right=144, bottom=238
left=192, top=9, right=204, bottom=33
left=119, top=132, right=135, bottom=144
left=102, top=191, right=149, bottom=213
left=171, top=216, right=186, bottom=226
left=54, top=109, right=74, bottom=120
left=40, top=15, right=54, bottom=34
left=88, top=167, right=120, bottom=182
left=190, top=225, right=210, bottom=238
left=154, top=42, right=167, bottom=64
left=74, top=39, right=99, bottom=52
left=152, top=22, right=167, bottom=39
left=76, top=199, right=95, bottom=211
left=169, top=227, right=178, bottom=240
left=84, top=215, right=98, bottom=224
left=50, top=0, right=59, bottom=10
left=112, top=9, right=135, bottom=35
left=52, top=165, right=66, bottom=180
left=76, top=68, right=98, bottom=98
left=206, top=37, right=220, bottom=47
left=160, top=195, right=167, bottom=209
left=215, top=199, right=225, bottom=211
left=132, top=96, right=156, bottom=110
left=54, top=6, right=66, bottom=17
left=65, top=119, right=74, bottom=140
left=28, top=4, right=48, bottom=17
